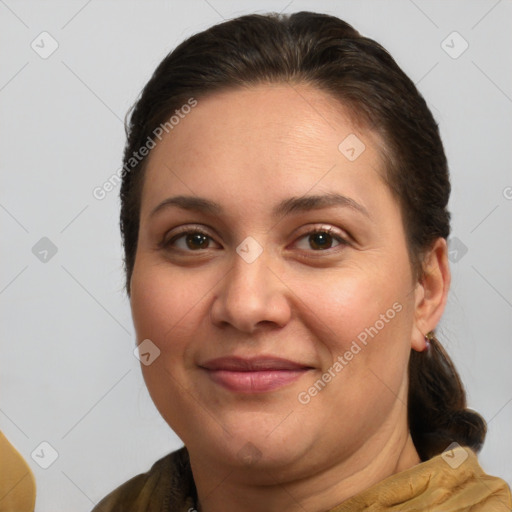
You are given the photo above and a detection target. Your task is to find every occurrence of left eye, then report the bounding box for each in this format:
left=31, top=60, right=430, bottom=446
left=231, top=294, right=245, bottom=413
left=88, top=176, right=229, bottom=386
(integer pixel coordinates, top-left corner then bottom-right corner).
left=295, top=230, right=346, bottom=251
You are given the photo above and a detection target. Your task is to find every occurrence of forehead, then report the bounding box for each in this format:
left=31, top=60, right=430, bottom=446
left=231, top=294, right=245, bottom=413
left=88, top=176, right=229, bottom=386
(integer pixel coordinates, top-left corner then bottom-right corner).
left=148, top=83, right=372, bottom=159
left=140, top=83, right=388, bottom=215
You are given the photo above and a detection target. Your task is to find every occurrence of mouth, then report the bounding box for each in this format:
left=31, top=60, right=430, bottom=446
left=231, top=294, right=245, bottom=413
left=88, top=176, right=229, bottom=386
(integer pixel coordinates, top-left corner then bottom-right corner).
left=199, top=356, right=313, bottom=393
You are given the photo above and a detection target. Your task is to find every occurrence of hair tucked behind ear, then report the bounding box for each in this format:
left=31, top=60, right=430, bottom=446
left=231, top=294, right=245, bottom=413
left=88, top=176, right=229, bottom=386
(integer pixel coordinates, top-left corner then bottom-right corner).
left=408, top=334, right=487, bottom=461
left=119, top=11, right=487, bottom=459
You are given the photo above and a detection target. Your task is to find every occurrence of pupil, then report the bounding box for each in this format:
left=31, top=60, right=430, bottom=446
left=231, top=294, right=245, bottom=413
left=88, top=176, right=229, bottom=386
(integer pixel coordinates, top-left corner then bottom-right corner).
left=310, top=232, right=332, bottom=250
left=186, top=233, right=208, bottom=249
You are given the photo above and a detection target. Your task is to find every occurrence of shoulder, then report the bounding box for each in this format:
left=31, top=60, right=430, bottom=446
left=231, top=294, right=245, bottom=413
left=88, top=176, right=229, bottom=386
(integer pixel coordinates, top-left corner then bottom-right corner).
left=329, top=446, right=511, bottom=512
left=413, top=447, right=512, bottom=511
left=417, top=447, right=512, bottom=511
left=91, top=446, right=196, bottom=512
left=463, top=452, right=512, bottom=511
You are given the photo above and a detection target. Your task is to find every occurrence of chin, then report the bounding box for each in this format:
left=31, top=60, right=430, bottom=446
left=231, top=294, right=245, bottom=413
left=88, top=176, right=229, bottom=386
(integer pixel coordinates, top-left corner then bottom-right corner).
left=192, top=419, right=313, bottom=472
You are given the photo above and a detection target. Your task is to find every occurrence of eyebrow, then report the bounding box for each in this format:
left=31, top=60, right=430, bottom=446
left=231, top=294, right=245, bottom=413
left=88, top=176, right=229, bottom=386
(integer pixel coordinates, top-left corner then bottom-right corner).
left=273, top=193, right=370, bottom=219
left=149, top=193, right=370, bottom=219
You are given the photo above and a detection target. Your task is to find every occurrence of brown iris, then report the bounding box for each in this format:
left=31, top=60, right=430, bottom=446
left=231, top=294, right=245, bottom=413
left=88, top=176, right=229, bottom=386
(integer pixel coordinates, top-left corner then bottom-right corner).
left=186, top=233, right=210, bottom=250
left=309, top=232, right=334, bottom=250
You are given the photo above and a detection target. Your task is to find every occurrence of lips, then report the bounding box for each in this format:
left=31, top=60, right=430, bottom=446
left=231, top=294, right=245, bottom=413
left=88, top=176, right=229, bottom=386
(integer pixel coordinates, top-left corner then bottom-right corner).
left=201, top=356, right=310, bottom=372
left=199, top=356, right=312, bottom=393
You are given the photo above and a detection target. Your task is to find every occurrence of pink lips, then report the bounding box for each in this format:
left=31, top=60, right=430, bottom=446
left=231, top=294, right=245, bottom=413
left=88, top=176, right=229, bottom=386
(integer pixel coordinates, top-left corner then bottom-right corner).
left=200, top=356, right=312, bottom=393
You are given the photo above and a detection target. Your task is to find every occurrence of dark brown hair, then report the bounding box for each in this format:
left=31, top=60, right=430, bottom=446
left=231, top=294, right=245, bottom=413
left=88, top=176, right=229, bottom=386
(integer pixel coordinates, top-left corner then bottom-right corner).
left=119, top=11, right=486, bottom=461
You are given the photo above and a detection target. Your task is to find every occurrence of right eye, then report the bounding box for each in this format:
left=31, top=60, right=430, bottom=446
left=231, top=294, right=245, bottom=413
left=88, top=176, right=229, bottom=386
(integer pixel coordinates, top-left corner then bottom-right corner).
left=161, top=227, right=222, bottom=252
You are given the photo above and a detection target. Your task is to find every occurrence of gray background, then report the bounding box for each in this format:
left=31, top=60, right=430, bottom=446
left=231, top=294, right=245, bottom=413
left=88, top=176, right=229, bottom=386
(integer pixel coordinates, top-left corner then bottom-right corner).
left=1, top=1, right=511, bottom=510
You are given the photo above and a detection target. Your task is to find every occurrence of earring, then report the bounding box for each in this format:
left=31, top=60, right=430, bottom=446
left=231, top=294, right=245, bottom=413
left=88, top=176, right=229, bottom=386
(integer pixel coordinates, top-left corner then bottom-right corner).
left=424, top=331, right=434, bottom=352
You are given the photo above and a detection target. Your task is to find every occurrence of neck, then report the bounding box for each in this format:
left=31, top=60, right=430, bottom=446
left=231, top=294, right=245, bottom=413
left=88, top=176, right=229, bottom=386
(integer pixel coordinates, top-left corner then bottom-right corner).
left=189, top=421, right=420, bottom=512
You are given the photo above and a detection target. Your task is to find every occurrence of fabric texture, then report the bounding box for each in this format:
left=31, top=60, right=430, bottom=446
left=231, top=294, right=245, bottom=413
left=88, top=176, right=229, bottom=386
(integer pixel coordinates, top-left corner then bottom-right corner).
left=0, top=431, right=36, bottom=512
left=92, top=445, right=511, bottom=512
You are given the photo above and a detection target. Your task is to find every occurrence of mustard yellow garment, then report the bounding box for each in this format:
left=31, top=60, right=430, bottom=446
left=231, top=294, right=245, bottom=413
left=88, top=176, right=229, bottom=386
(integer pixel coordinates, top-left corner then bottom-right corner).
left=92, top=445, right=511, bottom=511
left=331, top=445, right=511, bottom=511
left=0, top=431, right=36, bottom=512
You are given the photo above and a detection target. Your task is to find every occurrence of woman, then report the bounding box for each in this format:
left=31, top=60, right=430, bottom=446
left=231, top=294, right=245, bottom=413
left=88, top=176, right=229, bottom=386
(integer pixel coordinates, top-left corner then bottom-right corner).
left=92, top=11, right=511, bottom=511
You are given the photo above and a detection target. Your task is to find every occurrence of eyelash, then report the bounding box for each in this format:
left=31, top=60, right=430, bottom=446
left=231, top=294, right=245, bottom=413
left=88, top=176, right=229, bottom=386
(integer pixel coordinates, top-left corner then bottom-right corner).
left=160, top=225, right=350, bottom=254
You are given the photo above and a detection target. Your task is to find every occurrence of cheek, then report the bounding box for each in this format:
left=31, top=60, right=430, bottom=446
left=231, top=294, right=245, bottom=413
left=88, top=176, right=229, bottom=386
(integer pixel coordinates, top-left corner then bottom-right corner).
left=292, top=260, right=412, bottom=347
left=292, top=270, right=413, bottom=420
left=289, top=259, right=415, bottom=402
left=130, top=258, right=208, bottom=344
left=130, top=260, right=210, bottom=436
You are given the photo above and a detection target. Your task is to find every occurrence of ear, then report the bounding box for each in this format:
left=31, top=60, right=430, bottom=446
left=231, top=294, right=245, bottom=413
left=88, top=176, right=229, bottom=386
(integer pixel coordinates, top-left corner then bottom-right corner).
left=411, top=237, right=451, bottom=352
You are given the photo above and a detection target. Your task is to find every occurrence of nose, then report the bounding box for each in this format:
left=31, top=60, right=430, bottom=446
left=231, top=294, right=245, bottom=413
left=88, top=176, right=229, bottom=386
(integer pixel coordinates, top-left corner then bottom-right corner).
left=209, top=248, right=292, bottom=333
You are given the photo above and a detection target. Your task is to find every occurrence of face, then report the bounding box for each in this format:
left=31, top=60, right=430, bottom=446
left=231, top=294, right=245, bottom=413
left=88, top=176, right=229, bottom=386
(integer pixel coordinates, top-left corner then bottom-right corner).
left=130, top=84, right=421, bottom=481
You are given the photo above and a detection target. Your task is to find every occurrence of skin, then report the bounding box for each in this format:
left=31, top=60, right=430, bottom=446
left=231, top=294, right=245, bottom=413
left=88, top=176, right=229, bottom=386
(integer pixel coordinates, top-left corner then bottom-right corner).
left=129, top=83, right=451, bottom=512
